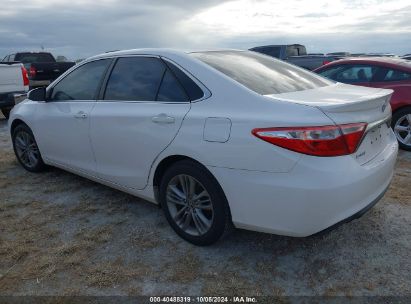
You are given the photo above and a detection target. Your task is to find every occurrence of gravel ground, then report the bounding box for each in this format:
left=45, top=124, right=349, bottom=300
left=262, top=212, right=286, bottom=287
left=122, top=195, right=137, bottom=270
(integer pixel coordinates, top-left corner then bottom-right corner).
left=0, top=114, right=410, bottom=297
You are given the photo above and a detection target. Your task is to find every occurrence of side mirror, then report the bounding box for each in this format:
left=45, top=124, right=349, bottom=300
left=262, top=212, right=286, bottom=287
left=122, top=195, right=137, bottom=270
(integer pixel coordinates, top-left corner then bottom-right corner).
left=28, top=87, right=46, bottom=101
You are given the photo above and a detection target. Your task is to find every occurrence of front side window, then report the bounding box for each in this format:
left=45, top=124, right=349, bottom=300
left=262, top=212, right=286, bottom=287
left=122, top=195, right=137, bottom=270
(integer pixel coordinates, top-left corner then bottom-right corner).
left=318, top=66, right=346, bottom=79
left=191, top=51, right=331, bottom=95
left=50, top=59, right=111, bottom=101
left=104, top=57, right=189, bottom=102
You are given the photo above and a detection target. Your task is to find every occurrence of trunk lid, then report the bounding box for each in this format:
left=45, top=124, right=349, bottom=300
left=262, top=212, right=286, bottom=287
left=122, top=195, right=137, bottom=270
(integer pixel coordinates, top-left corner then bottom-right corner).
left=265, top=83, right=394, bottom=164
left=266, top=83, right=392, bottom=125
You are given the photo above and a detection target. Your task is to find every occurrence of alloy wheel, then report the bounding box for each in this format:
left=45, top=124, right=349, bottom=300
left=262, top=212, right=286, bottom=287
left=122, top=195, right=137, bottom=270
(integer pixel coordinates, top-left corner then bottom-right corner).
left=14, top=131, right=40, bottom=169
left=166, top=174, right=214, bottom=236
left=394, top=114, right=411, bottom=148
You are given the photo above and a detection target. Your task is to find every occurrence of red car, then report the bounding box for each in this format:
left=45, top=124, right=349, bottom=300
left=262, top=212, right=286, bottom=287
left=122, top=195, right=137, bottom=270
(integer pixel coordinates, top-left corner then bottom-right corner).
left=315, top=57, right=411, bottom=150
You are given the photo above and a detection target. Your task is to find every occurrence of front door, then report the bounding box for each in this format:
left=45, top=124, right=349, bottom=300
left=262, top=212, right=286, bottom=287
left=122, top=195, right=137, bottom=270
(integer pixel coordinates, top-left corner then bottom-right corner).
left=34, top=59, right=112, bottom=173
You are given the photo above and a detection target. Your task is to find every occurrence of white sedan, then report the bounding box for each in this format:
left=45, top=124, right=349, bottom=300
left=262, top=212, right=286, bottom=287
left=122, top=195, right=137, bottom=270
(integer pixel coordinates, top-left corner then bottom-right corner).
left=9, top=49, right=398, bottom=245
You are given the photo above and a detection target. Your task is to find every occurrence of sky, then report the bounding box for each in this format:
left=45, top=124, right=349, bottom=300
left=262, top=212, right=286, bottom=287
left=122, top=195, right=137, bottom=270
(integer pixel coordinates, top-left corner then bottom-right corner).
left=1, top=0, right=410, bottom=60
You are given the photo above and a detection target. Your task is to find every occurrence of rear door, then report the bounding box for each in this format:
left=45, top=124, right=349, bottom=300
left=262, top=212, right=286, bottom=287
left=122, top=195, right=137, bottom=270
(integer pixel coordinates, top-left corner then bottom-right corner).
left=89, top=56, right=192, bottom=190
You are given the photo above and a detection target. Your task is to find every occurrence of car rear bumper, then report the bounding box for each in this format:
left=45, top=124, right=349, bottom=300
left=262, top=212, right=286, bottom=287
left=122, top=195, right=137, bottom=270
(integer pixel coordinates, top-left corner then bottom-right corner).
left=207, top=133, right=398, bottom=237
left=313, top=182, right=389, bottom=236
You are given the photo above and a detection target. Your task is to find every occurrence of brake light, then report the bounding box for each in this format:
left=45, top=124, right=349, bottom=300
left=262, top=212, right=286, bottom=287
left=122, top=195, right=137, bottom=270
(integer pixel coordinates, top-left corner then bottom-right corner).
left=21, top=66, right=29, bottom=86
left=322, top=60, right=331, bottom=65
left=29, top=66, right=36, bottom=78
left=252, top=123, right=367, bottom=157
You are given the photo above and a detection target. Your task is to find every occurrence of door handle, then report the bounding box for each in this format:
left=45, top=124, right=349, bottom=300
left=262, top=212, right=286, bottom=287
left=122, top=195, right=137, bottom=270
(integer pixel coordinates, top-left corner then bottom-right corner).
left=151, top=114, right=175, bottom=124
left=74, top=111, right=87, bottom=119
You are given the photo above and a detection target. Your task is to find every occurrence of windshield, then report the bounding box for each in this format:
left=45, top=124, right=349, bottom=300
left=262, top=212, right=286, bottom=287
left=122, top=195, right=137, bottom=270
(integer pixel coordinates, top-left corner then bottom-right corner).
left=191, top=51, right=332, bottom=95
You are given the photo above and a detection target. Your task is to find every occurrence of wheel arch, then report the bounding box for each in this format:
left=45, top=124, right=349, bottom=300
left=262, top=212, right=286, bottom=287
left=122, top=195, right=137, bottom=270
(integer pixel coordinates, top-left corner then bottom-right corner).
left=153, top=155, right=201, bottom=201
left=10, top=118, right=29, bottom=135
left=392, top=105, right=411, bottom=114
left=152, top=154, right=230, bottom=217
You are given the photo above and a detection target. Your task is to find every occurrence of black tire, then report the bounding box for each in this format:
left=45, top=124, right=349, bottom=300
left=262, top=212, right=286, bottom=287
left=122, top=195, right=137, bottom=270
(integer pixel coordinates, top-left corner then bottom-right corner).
left=1, top=108, right=11, bottom=119
left=12, top=124, right=46, bottom=172
left=391, top=107, right=411, bottom=151
left=159, top=160, right=231, bottom=246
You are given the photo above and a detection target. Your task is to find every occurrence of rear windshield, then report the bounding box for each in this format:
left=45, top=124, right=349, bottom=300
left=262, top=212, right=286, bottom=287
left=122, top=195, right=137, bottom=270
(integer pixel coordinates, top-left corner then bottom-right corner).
left=191, top=51, right=332, bottom=95
left=286, top=45, right=307, bottom=57
left=15, top=53, right=55, bottom=64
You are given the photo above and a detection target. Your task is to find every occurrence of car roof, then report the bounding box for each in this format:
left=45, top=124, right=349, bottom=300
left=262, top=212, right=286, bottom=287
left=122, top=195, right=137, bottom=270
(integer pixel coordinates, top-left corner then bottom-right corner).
left=88, top=48, right=244, bottom=61
left=316, top=56, right=411, bottom=71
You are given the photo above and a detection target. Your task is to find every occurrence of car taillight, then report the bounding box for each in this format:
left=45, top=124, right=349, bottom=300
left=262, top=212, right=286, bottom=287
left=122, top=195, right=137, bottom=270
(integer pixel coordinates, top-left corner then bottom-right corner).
left=252, top=123, right=367, bottom=157
left=322, top=60, right=331, bottom=65
left=21, top=66, right=29, bottom=86
left=29, top=66, right=36, bottom=78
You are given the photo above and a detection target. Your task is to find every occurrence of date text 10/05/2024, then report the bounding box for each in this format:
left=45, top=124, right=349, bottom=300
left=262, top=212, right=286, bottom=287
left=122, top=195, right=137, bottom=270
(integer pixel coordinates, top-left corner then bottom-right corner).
left=149, top=296, right=257, bottom=303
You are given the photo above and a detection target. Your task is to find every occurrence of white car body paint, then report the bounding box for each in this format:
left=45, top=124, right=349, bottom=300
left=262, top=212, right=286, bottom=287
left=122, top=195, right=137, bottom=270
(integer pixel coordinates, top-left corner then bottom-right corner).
left=9, top=48, right=398, bottom=237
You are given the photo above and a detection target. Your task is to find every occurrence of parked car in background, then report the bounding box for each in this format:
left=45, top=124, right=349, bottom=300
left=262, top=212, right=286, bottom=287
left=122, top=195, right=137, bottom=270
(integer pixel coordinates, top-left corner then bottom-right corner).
left=250, top=44, right=343, bottom=70
left=327, top=52, right=351, bottom=57
left=2, top=52, right=75, bottom=89
left=402, top=55, right=411, bottom=61
left=315, top=57, right=411, bottom=150
left=0, top=61, right=28, bottom=119
left=9, top=49, right=397, bottom=245
left=364, top=53, right=397, bottom=57
left=351, top=53, right=397, bottom=58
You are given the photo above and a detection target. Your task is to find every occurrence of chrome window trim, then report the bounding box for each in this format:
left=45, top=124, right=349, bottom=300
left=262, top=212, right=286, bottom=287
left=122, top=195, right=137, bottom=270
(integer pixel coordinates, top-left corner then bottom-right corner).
left=48, top=53, right=211, bottom=104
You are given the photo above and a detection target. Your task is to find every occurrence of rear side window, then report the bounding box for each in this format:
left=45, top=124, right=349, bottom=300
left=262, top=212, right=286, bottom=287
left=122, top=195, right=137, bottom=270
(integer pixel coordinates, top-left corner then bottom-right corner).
left=381, top=69, right=411, bottom=82
left=104, top=57, right=189, bottom=102
left=50, top=59, right=111, bottom=101
left=191, top=51, right=331, bottom=95
left=105, top=57, right=165, bottom=101
left=317, top=66, right=346, bottom=79
left=286, top=45, right=307, bottom=57
left=164, top=60, right=204, bottom=100
left=157, top=70, right=188, bottom=102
